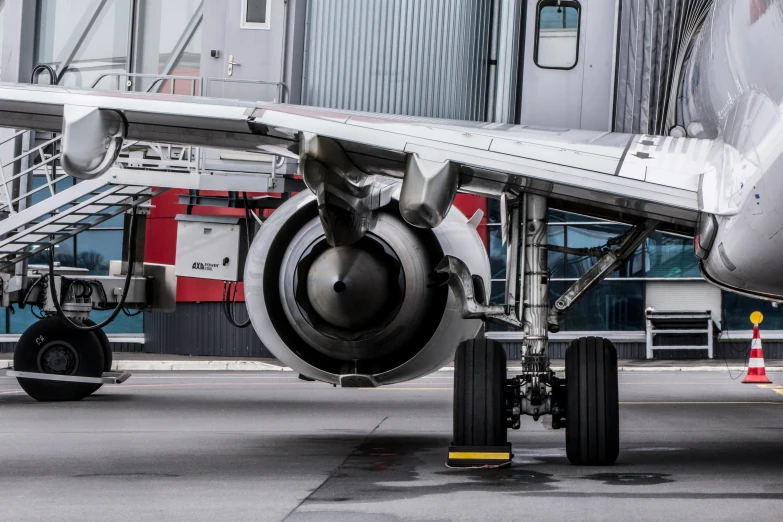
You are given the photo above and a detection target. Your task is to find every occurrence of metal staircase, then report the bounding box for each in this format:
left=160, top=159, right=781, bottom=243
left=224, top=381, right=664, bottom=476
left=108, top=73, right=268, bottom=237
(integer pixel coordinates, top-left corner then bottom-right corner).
left=0, top=130, right=167, bottom=271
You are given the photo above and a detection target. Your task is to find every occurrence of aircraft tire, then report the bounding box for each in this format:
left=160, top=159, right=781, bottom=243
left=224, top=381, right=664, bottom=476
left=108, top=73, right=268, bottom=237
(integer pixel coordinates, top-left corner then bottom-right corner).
left=14, top=316, right=105, bottom=402
left=453, top=338, right=507, bottom=446
left=565, top=336, right=619, bottom=465
left=83, top=319, right=113, bottom=373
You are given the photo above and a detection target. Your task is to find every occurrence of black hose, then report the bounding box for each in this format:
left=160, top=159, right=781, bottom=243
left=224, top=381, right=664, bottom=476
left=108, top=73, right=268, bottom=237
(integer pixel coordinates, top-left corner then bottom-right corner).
left=48, top=207, right=139, bottom=331
left=220, top=192, right=255, bottom=329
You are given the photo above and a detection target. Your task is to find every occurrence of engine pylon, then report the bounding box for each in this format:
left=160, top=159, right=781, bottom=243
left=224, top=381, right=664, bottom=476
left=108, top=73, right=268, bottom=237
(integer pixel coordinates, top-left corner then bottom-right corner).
left=743, top=313, right=771, bottom=384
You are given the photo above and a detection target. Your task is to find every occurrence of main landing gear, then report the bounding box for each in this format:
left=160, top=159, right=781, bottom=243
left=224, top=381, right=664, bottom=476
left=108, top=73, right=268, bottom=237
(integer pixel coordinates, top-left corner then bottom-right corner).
left=442, top=193, right=657, bottom=467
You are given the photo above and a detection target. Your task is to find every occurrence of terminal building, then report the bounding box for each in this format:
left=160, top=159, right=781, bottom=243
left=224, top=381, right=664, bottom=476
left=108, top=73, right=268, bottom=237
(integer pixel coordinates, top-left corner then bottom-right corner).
left=0, top=0, right=779, bottom=359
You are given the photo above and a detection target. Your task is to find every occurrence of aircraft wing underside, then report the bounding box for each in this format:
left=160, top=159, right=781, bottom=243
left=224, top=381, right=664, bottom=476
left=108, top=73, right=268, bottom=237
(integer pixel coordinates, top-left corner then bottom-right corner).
left=0, top=83, right=713, bottom=233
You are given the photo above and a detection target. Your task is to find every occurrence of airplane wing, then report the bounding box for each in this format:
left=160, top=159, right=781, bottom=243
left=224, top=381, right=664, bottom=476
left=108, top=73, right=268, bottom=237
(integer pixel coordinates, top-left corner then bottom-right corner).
left=0, top=83, right=714, bottom=233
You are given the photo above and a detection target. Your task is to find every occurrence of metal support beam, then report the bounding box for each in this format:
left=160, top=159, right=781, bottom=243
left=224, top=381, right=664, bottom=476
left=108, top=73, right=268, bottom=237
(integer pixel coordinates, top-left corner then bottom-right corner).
left=54, top=0, right=109, bottom=81
left=152, top=1, right=204, bottom=92
left=549, top=219, right=660, bottom=331
left=435, top=255, right=522, bottom=328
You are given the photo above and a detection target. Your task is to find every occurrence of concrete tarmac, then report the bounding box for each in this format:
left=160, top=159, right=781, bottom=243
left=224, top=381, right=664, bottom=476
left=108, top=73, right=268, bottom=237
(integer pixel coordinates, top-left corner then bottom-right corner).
left=0, top=371, right=782, bottom=521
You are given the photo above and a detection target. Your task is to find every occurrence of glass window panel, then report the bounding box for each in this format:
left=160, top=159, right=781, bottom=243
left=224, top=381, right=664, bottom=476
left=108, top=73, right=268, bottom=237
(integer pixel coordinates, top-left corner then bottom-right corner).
left=30, top=175, right=75, bottom=205
left=77, top=231, right=123, bottom=275
left=91, top=309, right=143, bottom=333
left=488, top=226, right=506, bottom=281
left=549, top=210, right=566, bottom=223
left=564, top=211, right=608, bottom=223
left=645, top=232, right=700, bottom=278
left=8, top=309, right=142, bottom=334
left=9, top=309, right=38, bottom=334
left=559, top=281, right=644, bottom=331
left=245, top=0, right=269, bottom=24
left=536, top=3, right=580, bottom=69
left=487, top=199, right=501, bottom=224
left=722, top=292, right=783, bottom=331
left=490, top=280, right=506, bottom=306
left=36, top=0, right=132, bottom=89
left=566, top=224, right=636, bottom=278
left=548, top=226, right=566, bottom=279
left=135, top=0, right=203, bottom=93
left=28, top=238, right=75, bottom=268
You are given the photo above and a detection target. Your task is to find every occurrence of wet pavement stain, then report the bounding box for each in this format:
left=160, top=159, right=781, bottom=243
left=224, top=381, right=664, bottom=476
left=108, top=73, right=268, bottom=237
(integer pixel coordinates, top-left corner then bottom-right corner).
left=308, top=435, right=562, bottom=504
left=583, top=472, right=674, bottom=486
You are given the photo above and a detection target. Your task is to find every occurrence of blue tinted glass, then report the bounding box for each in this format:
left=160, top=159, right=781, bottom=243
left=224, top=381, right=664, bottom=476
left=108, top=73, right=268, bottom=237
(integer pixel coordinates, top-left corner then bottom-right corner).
left=488, top=226, right=506, bottom=280
left=31, top=175, right=74, bottom=205
left=487, top=199, right=501, bottom=224
left=549, top=210, right=566, bottom=223
left=8, top=309, right=142, bottom=334
left=539, top=6, right=578, bottom=29
left=645, top=232, right=700, bottom=278
left=722, top=292, right=783, bottom=330
left=559, top=281, right=644, bottom=331
left=548, top=226, right=566, bottom=278
left=91, top=309, right=143, bottom=333
left=9, top=308, right=38, bottom=334
left=27, top=238, right=75, bottom=267
left=77, top=230, right=123, bottom=275
left=490, top=280, right=506, bottom=306
left=566, top=224, right=636, bottom=278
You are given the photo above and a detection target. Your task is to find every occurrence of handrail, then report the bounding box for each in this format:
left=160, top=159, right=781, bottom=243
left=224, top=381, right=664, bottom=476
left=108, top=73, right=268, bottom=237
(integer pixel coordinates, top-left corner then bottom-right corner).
left=31, top=64, right=58, bottom=85
left=91, top=72, right=203, bottom=95
left=206, top=77, right=290, bottom=103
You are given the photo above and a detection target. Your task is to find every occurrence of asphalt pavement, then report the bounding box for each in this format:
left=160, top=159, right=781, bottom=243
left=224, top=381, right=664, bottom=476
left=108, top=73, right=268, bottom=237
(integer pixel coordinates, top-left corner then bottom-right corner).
left=0, top=371, right=782, bottom=521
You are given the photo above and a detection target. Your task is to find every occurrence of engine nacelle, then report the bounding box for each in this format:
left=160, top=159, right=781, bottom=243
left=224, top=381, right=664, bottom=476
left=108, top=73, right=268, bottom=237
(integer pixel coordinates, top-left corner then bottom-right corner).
left=244, top=191, right=490, bottom=386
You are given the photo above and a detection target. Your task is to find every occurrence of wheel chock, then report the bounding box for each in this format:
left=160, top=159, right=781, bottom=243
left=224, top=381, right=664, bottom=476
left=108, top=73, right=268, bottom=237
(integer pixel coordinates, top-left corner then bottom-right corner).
left=446, top=444, right=513, bottom=469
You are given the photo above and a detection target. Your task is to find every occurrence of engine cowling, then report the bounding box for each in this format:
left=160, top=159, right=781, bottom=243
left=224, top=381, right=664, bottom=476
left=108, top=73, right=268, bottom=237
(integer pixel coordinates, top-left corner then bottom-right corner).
left=244, top=190, right=490, bottom=386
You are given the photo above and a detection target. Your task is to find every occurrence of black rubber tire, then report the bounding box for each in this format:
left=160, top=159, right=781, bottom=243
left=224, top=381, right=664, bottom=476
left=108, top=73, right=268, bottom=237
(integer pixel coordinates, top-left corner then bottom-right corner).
left=453, top=338, right=507, bottom=446
left=14, top=316, right=105, bottom=402
left=83, top=319, right=113, bottom=372
left=565, top=337, right=620, bottom=465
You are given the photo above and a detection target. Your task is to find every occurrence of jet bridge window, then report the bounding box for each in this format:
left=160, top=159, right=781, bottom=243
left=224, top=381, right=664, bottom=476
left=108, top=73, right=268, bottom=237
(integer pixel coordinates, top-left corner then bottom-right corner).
left=242, top=0, right=271, bottom=30
left=535, top=0, right=581, bottom=70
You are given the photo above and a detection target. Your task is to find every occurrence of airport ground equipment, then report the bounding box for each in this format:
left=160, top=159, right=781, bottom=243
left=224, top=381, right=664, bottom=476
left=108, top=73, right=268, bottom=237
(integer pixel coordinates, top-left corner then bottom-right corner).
left=645, top=310, right=719, bottom=359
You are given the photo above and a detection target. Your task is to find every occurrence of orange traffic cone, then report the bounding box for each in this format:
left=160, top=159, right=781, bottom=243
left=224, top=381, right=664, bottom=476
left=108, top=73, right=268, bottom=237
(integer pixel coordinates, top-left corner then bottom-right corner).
left=743, top=324, right=772, bottom=384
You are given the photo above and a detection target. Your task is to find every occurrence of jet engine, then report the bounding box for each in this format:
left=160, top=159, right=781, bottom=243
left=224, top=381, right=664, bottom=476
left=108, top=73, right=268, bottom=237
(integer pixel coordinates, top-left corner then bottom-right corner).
left=243, top=191, right=490, bottom=387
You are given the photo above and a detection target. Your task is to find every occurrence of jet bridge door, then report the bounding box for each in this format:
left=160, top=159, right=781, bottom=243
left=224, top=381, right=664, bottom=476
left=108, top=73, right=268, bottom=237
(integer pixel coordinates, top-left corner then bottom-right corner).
left=518, top=0, right=619, bottom=132
left=199, top=0, right=291, bottom=174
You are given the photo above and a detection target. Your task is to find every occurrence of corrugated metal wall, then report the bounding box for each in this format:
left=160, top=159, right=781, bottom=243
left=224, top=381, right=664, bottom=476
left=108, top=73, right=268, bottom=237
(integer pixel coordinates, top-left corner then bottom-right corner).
left=614, top=0, right=713, bottom=134
left=302, top=0, right=493, bottom=121
left=144, top=303, right=274, bottom=358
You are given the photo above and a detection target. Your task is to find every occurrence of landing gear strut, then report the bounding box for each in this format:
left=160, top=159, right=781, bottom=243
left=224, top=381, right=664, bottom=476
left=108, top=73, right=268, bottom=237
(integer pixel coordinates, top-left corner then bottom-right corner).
left=443, top=193, right=657, bottom=467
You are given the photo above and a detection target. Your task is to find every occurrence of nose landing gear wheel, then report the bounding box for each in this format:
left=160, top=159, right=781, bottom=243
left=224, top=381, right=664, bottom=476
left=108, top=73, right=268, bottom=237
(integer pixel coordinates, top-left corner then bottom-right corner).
left=565, top=337, right=620, bottom=465
left=13, top=316, right=105, bottom=402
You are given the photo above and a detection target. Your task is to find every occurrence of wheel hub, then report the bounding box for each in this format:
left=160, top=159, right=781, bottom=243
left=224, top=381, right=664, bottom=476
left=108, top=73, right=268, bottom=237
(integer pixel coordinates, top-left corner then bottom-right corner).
left=39, top=343, right=78, bottom=375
